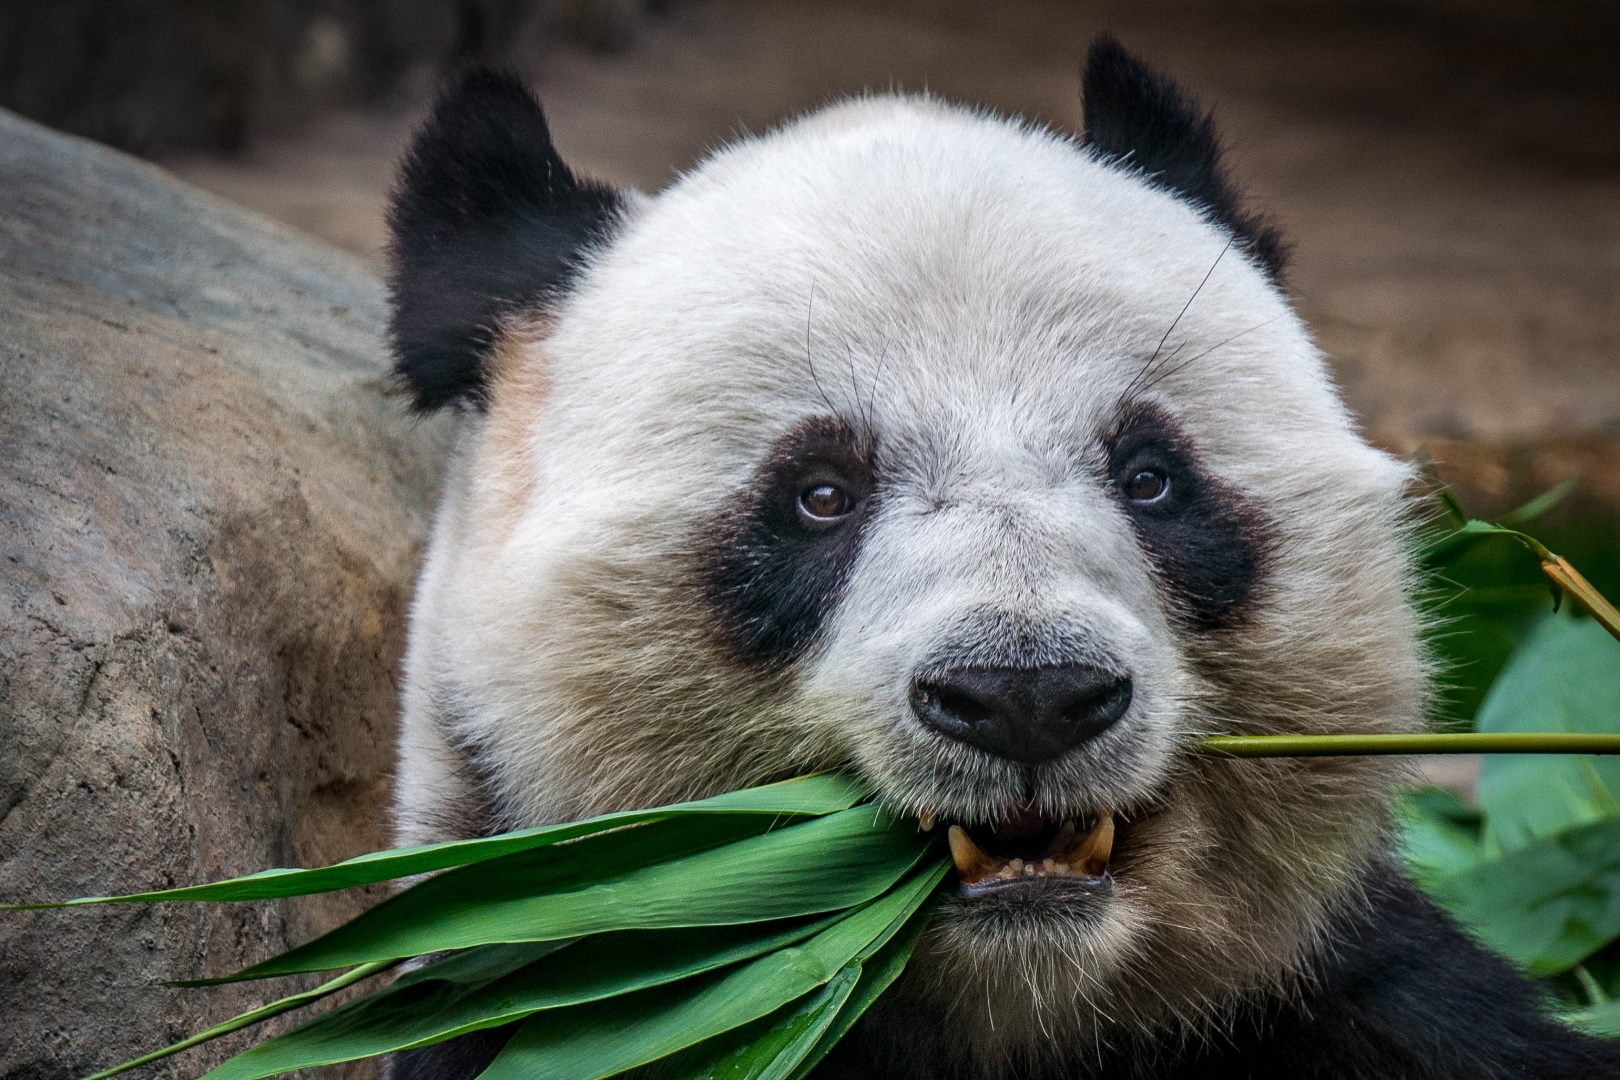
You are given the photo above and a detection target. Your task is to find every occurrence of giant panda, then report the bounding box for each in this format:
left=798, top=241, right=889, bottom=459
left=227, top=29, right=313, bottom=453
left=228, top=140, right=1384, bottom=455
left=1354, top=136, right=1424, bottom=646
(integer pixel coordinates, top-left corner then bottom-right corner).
left=382, top=37, right=1620, bottom=1079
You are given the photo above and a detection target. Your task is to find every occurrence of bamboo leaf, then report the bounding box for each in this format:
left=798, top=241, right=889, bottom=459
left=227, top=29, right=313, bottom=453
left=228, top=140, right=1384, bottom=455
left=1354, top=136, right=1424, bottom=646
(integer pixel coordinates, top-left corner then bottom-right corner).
left=1396, top=788, right=1485, bottom=890
left=1474, top=612, right=1620, bottom=855
left=1427, top=816, right=1620, bottom=974
left=197, top=921, right=839, bottom=1080
left=1420, top=519, right=1620, bottom=646
left=1566, top=998, right=1620, bottom=1038
left=2, top=774, right=865, bottom=911
left=783, top=892, right=938, bottom=1080
left=654, top=865, right=946, bottom=1080
left=1500, top=476, right=1582, bottom=529
left=480, top=863, right=947, bottom=1080
left=649, top=966, right=861, bottom=1080
left=222, top=807, right=932, bottom=981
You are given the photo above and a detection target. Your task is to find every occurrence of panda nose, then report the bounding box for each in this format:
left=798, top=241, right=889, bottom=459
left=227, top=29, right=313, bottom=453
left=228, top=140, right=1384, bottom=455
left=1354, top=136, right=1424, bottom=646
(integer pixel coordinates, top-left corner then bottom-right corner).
left=910, top=665, right=1133, bottom=766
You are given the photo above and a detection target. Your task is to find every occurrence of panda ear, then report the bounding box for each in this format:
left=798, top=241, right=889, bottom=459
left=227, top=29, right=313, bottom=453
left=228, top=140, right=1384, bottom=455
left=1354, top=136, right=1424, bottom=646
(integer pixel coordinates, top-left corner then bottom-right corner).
left=1080, top=35, right=1287, bottom=281
left=387, top=67, right=622, bottom=412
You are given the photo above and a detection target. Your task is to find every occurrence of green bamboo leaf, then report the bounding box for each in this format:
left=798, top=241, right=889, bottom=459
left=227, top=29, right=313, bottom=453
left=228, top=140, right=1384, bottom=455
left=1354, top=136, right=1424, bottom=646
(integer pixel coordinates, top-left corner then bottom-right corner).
left=193, top=814, right=772, bottom=984
left=782, top=890, right=939, bottom=1080
left=1428, top=815, right=1620, bottom=974
left=1475, top=612, right=1620, bottom=855
left=655, top=863, right=947, bottom=1080
left=650, top=965, right=861, bottom=1080
left=225, top=807, right=933, bottom=981
left=1422, top=518, right=1554, bottom=565
left=481, top=862, right=947, bottom=1080
left=2, top=774, right=866, bottom=910
left=1396, top=788, right=1485, bottom=890
left=1500, top=477, right=1582, bottom=528
left=1565, top=998, right=1620, bottom=1038
left=197, top=920, right=839, bottom=1080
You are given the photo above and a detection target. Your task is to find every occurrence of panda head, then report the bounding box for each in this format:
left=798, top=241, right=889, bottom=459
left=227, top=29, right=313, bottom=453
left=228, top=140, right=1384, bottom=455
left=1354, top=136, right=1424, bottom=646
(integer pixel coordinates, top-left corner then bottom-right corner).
left=391, top=38, right=1426, bottom=1064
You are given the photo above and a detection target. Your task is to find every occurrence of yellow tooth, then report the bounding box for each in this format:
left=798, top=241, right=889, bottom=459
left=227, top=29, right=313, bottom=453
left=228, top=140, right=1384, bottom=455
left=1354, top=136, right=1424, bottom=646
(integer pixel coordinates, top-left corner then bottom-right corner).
left=1063, top=813, right=1115, bottom=877
left=947, top=825, right=1003, bottom=885
left=919, top=811, right=937, bottom=832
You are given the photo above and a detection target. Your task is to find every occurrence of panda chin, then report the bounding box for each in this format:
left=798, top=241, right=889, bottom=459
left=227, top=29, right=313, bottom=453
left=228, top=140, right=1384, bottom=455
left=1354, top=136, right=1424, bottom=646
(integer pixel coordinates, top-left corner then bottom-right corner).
left=943, top=808, right=1118, bottom=899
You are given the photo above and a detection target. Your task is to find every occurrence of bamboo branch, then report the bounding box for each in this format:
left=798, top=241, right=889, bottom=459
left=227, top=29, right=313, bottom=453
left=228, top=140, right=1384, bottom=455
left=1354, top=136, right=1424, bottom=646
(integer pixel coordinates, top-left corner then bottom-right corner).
left=79, top=960, right=398, bottom=1080
left=1541, top=554, right=1620, bottom=643
left=1441, top=519, right=1620, bottom=645
left=1199, top=733, right=1620, bottom=758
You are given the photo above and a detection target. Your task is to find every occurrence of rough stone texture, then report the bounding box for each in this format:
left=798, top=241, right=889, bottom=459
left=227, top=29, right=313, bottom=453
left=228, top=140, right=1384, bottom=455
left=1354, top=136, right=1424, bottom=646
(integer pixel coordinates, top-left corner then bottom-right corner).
left=0, top=108, right=452, bottom=1077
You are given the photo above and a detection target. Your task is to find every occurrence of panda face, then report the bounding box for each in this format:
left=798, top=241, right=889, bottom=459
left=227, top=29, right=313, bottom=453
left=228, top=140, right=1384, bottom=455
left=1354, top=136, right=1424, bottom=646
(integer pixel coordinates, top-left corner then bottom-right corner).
left=391, top=50, right=1426, bottom=1061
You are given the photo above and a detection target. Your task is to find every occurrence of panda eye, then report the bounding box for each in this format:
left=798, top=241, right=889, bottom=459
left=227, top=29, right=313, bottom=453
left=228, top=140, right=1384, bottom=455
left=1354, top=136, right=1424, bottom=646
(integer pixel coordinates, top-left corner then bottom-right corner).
left=798, top=483, right=854, bottom=524
left=1124, top=468, right=1170, bottom=503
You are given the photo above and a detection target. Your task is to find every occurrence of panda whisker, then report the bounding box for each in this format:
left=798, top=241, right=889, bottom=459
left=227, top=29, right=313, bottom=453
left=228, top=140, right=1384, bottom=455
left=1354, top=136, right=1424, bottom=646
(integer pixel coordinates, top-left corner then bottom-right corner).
left=865, top=340, right=891, bottom=433
left=802, top=281, right=841, bottom=419
left=844, top=341, right=865, bottom=426
left=1137, top=314, right=1286, bottom=394
left=1125, top=236, right=1232, bottom=400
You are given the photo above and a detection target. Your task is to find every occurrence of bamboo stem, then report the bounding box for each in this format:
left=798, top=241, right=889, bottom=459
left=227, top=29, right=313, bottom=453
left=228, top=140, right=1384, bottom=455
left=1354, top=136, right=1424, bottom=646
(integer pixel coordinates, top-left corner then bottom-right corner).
left=1198, top=733, right=1620, bottom=757
left=79, top=959, right=397, bottom=1080
left=1440, top=519, right=1620, bottom=646
left=1542, top=555, right=1620, bottom=643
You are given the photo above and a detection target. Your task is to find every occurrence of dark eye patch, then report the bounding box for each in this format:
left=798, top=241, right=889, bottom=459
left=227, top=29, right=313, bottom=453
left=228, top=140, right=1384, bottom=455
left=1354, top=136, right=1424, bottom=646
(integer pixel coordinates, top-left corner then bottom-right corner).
left=1106, top=403, right=1269, bottom=631
left=701, top=418, right=876, bottom=667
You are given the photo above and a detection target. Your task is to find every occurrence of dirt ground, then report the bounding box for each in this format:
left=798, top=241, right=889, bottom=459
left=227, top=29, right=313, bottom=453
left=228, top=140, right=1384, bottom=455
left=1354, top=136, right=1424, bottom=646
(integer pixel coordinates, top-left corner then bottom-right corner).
left=164, top=0, right=1620, bottom=442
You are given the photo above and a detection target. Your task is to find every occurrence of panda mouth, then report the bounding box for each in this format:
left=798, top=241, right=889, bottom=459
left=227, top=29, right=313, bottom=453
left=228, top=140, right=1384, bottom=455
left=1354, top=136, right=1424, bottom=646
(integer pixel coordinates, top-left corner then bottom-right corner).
left=938, top=806, right=1116, bottom=897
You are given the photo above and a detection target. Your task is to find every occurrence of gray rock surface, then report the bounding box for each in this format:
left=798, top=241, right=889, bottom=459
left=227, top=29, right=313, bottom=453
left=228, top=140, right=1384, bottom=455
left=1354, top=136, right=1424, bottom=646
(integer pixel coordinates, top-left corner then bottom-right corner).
left=0, top=108, right=452, bottom=1076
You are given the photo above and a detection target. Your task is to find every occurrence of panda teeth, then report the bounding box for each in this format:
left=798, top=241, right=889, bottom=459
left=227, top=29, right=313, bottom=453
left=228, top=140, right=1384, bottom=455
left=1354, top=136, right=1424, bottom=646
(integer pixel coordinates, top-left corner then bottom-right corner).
left=947, top=814, right=1116, bottom=887
left=947, top=826, right=1002, bottom=884
left=1066, top=813, right=1115, bottom=878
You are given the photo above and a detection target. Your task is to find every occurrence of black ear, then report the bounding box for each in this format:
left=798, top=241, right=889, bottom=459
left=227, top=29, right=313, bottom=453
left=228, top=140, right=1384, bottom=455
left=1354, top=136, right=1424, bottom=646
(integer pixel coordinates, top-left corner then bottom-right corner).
left=387, top=67, right=621, bottom=411
left=1080, top=36, right=1287, bottom=281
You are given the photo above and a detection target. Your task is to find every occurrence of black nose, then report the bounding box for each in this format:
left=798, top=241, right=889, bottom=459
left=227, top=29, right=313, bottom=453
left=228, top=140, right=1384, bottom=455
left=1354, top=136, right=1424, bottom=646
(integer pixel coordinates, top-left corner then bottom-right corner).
left=911, top=664, right=1133, bottom=765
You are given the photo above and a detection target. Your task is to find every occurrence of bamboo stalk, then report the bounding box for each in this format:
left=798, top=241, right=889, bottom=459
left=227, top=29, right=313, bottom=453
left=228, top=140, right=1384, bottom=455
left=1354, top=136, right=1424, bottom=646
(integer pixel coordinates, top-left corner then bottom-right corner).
left=1541, top=554, right=1620, bottom=643
left=1199, top=733, right=1620, bottom=758
left=1441, top=518, right=1620, bottom=646
left=79, top=960, right=398, bottom=1080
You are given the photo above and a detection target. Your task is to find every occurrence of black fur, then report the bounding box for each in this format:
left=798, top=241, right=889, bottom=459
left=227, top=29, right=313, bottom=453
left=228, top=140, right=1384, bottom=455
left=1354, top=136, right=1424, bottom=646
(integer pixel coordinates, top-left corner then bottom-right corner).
left=702, top=417, right=877, bottom=667
left=1080, top=36, right=1288, bottom=282
left=387, top=67, right=621, bottom=411
left=387, top=1021, right=518, bottom=1080
left=813, top=863, right=1620, bottom=1079
left=1106, top=402, right=1269, bottom=631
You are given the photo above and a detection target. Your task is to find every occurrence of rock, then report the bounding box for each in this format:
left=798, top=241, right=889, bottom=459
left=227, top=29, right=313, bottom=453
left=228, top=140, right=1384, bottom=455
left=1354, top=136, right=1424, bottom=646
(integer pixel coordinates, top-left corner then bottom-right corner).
left=0, top=108, right=451, bottom=1076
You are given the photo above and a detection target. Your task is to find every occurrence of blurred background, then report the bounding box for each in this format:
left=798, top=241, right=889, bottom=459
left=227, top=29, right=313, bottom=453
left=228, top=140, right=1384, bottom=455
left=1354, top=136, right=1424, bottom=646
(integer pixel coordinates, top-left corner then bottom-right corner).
left=3, top=0, right=1617, bottom=782
left=3, top=0, right=1617, bottom=445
